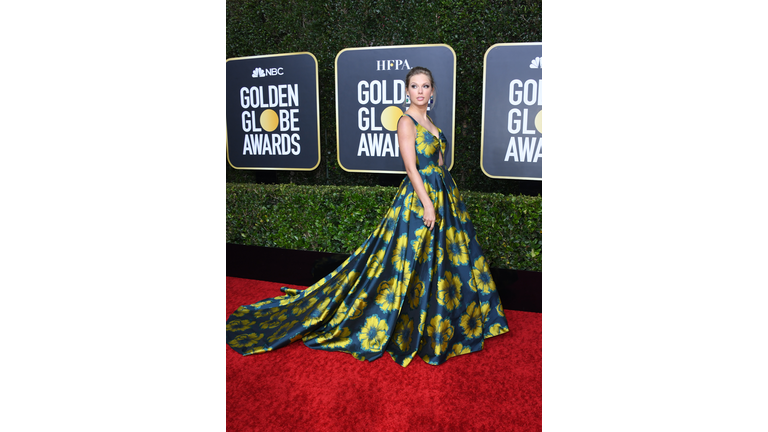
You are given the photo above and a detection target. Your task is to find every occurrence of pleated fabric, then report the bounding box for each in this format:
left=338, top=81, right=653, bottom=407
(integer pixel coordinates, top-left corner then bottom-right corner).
left=226, top=114, right=509, bottom=366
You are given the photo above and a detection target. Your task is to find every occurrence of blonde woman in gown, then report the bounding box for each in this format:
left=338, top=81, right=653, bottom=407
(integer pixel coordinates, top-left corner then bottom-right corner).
left=226, top=66, right=509, bottom=367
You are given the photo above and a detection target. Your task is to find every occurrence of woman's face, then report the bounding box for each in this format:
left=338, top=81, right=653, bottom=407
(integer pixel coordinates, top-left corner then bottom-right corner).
left=406, top=73, right=433, bottom=107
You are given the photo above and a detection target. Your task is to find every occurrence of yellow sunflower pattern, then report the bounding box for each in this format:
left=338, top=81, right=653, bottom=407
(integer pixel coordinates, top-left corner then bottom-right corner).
left=415, top=227, right=433, bottom=263
left=447, top=342, right=471, bottom=359
left=447, top=186, right=470, bottom=223
left=267, top=319, right=300, bottom=343
left=457, top=207, right=470, bottom=223
left=253, top=307, right=275, bottom=318
left=419, top=164, right=439, bottom=175
left=359, top=316, right=389, bottom=352
left=446, top=227, right=470, bottom=267
left=259, top=310, right=288, bottom=330
left=418, top=310, right=427, bottom=333
left=437, top=271, right=462, bottom=311
left=375, top=206, right=401, bottom=243
left=226, top=319, right=256, bottom=332
left=226, top=113, right=510, bottom=366
left=415, top=129, right=438, bottom=156
left=229, top=333, right=263, bottom=348
left=426, top=315, right=455, bottom=356
left=401, top=260, right=413, bottom=286
left=375, top=277, right=406, bottom=312
left=404, top=192, right=424, bottom=221
left=323, top=269, right=360, bottom=295
left=302, top=298, right=331, bottom=327
left=243, top=345, right=272, bottom=355
left=328, top=302, right=349, bottom=327
left=480, top=302, right=491, bottom=322
left=250, top=299, right=273, bottom=308
left=391, top=234, right=409, bottom=271
left=277, top=296, right=295, bottom=306
left=407, top=276, right=425, bottom=309
left=343, top=291, right=367, bottom=321
left=424, top=183, right=444, bottom=214
left=435, top=244, right=444, bottom=265
left=411, top=226, right=429, bottom=259
left=469, top=256, right=496, bottom=294
left=291, top=297, right=318, bottom=316
left=459, top=302, right=484, bottom=339
left=486, top=323, right=506, bottom=337
left=339, top=269, right=361, bottom=291
left=232, top=306, right=250, bottom=317
left=394, top=314, right=414, bottom=351
left=366, top=248, right=387, bottom=279
left=314, top=326, right=352, bottom=349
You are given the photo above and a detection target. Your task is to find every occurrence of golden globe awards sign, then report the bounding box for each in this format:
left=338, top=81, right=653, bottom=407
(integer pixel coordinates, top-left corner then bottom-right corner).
left=335, top=44, right=456, bottom=173
left=480, top=43, right=542, bottom=180
left=226, top=53, right=320, bottom=170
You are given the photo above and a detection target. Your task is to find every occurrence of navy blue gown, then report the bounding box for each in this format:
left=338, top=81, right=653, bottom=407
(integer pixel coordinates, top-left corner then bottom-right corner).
left=226, top=114, right=509, bottom=367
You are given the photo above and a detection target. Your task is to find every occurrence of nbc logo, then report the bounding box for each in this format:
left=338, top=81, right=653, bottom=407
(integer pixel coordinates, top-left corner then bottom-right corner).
left=529, top=57, right=542, bottom=69
left=252, top=67, right=285, bottom=78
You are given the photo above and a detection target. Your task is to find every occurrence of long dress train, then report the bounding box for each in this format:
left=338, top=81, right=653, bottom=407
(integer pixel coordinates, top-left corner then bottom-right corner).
left=226, top=114, right=510, bottom=367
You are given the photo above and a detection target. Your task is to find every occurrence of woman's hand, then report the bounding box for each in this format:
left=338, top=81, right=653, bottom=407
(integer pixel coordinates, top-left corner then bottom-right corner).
left=423, top=201, right=437, bottom=231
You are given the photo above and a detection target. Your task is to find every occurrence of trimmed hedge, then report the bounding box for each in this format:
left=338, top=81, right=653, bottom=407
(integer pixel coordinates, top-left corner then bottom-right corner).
left=227, top=182, right=541, bottom=272
left=226, top=0, right=542, bottom=196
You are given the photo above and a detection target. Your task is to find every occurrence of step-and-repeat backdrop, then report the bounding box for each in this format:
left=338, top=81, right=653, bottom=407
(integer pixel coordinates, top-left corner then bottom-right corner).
left=226, top=43, right=541, bottom=180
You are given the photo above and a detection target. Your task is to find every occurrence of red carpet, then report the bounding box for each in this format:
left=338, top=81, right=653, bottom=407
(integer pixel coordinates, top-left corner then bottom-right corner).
left=227, top=277, right=542, bottom=432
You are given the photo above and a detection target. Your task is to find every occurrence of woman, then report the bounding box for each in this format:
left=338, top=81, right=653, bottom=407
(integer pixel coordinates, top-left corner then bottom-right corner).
left=226, top=66, right=509, bottom=367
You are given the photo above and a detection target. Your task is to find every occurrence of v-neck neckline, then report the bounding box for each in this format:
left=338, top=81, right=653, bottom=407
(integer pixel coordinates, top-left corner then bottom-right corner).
left=405, top=114, right=441, bottom=141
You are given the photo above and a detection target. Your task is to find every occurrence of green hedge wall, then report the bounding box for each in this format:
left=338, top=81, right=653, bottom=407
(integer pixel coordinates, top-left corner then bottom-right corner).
left=227, top=182, right=542, bottom=272
left=226, top=0, right=542, bottom=196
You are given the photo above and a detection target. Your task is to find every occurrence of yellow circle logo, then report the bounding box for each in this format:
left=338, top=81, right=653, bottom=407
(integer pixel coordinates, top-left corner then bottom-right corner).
left=380, top=106, right=404, bottom=132
left=535, top=110, right=542, bottom=134
left=260, top=109, right=279, bottom=132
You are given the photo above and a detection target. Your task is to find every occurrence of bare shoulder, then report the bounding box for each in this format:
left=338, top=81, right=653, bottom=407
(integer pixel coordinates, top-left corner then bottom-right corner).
left=397, top=114, right=416, bottom=134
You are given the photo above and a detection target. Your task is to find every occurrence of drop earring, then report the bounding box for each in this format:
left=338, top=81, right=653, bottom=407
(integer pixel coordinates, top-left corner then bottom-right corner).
left=405, top=94, right=411, bottom=105
left=429, top=95, right=434, bottom=105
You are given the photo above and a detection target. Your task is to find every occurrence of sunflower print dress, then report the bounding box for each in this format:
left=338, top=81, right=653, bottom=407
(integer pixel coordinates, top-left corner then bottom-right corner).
left=226, top=114, right=509, bottom=367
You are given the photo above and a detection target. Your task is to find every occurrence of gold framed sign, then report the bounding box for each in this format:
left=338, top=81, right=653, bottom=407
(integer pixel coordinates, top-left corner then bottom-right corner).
left=226, top=52, right=321, bottom=171
left=335, top=44, right=456, bottom=173
left=480, top=43, right=542, bottom=180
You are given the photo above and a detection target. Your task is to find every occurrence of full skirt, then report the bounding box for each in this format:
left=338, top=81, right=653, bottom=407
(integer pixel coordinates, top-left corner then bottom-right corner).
left=226, top=166, right=509, bottom=367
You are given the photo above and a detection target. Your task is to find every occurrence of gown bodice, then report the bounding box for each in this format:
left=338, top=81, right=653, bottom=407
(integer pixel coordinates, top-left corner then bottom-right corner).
left=403, top=114, right=447, bottom=175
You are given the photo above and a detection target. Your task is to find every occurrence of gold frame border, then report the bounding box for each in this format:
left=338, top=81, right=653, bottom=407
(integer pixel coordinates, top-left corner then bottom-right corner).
left=479, top=42, right=542, bottom=181
left=226, top=52, right=322, bottom=171
left=334, top=44, right=457, bottom=174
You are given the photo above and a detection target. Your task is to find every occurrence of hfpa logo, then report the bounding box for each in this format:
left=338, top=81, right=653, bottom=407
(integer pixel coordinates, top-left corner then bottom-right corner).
left=252, top=67, right=285, bottom=78
left=376, top=59, right=411, bottom=71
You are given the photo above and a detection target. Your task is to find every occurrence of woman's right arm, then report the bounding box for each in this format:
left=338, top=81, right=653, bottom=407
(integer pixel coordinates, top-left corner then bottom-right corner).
left=397, top=117, right=436, bottom=231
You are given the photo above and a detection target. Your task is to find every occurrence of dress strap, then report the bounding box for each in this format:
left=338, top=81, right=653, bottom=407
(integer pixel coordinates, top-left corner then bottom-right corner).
left=402, top=113, right=418, bottom=126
